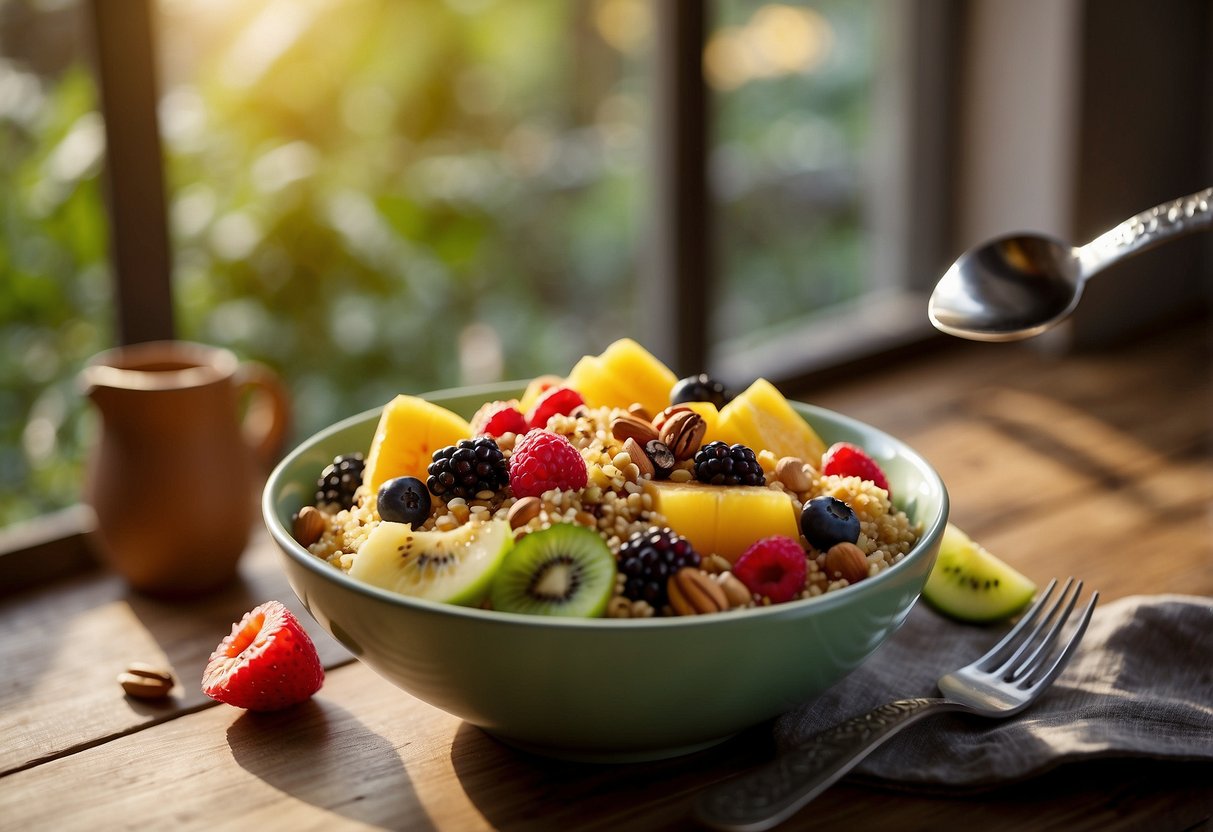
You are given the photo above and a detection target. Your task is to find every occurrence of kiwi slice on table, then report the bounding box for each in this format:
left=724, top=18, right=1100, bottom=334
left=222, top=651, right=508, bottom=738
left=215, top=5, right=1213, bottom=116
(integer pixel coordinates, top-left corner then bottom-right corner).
left=490, top=524, right=617, bottom=617
left=922, top=523, right=1037, bottom=623
left=350, top=519, right=513, bottom=606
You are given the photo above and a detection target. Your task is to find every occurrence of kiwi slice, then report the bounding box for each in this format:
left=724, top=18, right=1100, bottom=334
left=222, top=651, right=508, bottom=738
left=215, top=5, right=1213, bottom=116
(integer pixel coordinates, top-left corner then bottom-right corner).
left=490, top=524, right=617, bottom=617
left=350, top=519, right=512, bottom=606
left=923, top=523, right=1037, bottom=623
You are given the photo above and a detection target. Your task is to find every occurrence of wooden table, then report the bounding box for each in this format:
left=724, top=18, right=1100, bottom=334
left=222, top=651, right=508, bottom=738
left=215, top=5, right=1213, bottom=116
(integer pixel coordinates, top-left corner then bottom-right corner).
left=3, top=320, right=1211, bottom=830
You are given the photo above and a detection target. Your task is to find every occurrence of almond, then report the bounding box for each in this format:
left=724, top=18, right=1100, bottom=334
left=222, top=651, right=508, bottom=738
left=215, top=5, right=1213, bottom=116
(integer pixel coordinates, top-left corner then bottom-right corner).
left=667, top=568, right=729, bottom=615
left=825, top=542, right=869, bottom=584
left=626, top=403, right=653, bottom=422
left=658, top=410, right=707, bottom=461
left=118, top=663, right=175, bottom=700
left=292, top=506, right=326, bottom=547
left=623, top=437, right=656, bottom=479
left=610, top=413, right=660, bottom=446
left=507, top=496, right=542, bottom=529
left=775, top=456, right=812, bottom=493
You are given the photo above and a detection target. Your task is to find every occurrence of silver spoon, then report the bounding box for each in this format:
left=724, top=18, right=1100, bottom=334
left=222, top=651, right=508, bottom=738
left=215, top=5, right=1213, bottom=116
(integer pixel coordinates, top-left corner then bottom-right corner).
left=928, top=186, right=1213, bottom=342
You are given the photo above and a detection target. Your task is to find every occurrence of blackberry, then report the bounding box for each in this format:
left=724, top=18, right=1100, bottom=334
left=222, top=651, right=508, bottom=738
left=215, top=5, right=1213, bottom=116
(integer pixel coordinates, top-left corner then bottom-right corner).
left=617, top=527, right=700, bottom=608
left=671, top=373, right=733, bottom=409
left=427, top=436, right=509, bottom=501
left=693, top=441, right=766, bottom=486
left=315, top=453, right=365, bottom=511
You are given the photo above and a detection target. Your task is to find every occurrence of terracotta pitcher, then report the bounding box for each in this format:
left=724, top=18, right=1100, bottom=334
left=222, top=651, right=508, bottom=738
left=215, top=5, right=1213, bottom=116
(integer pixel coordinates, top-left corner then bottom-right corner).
left=80, top=341, right=290, bottom=597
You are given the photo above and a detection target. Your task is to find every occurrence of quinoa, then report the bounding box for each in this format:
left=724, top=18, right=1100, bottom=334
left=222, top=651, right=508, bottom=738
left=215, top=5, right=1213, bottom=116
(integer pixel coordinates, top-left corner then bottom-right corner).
left=309, top=406, right=663, bottom=568
left=304, top=405, right=922, bottom=614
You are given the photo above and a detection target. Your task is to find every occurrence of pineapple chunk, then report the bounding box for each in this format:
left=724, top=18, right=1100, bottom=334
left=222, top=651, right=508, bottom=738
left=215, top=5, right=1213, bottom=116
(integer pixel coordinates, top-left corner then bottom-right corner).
left=714, top=485, right=800, bottom=561
left=565, top=355, right=632, bottom=411
left=644, top=480, right=800, bottom=563
left=597, top=338, right=677, bottom=417
left=363, top=395, right=472, bottom=493
left=715, top=379, right=827, bottom=465
left=562, top=339, right=678, bottom=417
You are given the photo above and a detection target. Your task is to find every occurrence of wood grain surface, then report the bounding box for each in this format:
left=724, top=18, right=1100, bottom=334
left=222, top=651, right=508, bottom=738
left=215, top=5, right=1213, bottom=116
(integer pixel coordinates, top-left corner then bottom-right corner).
left=2, top=319, right=1210, bottom=830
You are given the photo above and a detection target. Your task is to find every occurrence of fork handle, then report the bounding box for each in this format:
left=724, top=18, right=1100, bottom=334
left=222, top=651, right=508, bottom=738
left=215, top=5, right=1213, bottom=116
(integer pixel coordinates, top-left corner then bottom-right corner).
left=694, top=697, right=963, bottom=832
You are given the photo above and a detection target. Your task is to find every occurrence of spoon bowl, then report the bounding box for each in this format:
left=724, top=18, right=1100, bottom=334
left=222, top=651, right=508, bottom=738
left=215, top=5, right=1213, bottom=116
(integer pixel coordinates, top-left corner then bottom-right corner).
left=929, top=187, right=1212, bottom=341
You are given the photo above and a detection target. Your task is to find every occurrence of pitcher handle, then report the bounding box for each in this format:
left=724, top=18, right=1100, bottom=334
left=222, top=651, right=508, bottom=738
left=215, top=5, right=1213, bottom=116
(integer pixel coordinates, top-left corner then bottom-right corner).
left=234, top=361, right=291, bottom=470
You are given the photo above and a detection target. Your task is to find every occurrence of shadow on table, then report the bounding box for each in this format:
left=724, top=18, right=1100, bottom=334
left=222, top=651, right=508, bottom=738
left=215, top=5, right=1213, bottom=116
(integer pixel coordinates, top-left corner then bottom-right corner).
left=227, top=699, right=436, bottom=830
left=449, top=720, right=777, bottom=832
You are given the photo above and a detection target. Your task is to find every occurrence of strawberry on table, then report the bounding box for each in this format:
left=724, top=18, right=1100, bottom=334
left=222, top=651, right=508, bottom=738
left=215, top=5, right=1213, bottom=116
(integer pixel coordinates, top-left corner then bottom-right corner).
left=202, top=600, right=324, bottom=711
left=820, top=441, right=891, bottom=497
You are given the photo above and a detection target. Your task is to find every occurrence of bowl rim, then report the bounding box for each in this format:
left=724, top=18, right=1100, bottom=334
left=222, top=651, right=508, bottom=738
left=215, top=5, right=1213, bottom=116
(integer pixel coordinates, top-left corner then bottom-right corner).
left=263, top=381, right=949, bottom=630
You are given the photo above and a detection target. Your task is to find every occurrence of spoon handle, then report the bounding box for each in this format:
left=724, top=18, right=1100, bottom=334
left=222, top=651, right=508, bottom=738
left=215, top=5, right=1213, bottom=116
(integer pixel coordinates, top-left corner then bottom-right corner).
left=1080, top=186, right=1213, bottom=277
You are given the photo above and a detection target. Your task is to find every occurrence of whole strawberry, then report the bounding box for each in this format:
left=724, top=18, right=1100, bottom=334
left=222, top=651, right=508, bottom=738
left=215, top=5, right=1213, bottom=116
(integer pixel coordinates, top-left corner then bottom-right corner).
left=202, top=600, right=324, bottom=711
left=820, top=441, right=891, bottom=497
left=509, top=429, right=588, bottom=498
left=732, top=535, right=808, bottom=604
left=470, top=399, right=527, bottom=437
left=525, top=386, right=585, bottom=430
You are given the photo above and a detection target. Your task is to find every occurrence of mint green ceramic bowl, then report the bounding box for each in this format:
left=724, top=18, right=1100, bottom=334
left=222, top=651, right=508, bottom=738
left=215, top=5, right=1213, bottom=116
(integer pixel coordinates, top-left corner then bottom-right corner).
left=263, top=382, right=949, bottom=762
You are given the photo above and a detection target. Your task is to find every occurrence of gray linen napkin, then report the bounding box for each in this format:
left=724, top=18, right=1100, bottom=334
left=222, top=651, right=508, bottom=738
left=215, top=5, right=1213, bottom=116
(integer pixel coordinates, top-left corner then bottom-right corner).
left=773, top=594, right=1213, bottom=787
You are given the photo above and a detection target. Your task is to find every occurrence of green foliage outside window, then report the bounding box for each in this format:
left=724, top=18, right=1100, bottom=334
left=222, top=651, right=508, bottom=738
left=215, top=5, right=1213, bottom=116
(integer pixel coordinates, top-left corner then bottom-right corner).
left=1, top=0, right=874, bottom=529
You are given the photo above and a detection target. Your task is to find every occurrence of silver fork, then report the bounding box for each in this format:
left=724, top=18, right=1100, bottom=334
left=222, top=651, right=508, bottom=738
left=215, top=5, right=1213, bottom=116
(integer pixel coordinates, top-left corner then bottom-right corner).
left=695, top=578, right=1099, bottom=832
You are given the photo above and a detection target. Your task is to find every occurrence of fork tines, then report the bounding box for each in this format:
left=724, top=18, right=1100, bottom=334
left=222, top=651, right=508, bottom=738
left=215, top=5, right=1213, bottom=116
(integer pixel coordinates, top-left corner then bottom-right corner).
left=975, top=577, right=1099, bottom=689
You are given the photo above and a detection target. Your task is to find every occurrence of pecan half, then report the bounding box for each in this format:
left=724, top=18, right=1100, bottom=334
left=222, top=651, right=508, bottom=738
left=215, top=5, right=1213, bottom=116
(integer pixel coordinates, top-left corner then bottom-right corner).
left=653, top=405, right=695, bottom=433
left=715, top=571, right=754, bottom=608
left=658, top=410, right=707, bottom=461
left=667, top=568, right=729, bottom=615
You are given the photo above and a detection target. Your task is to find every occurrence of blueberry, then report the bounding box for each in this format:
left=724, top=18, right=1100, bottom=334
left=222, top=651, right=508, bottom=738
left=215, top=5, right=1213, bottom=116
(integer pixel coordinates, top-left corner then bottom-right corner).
left=670, top=374, right=733, bottom=409
left=377, top=476, right=432, bottom=526
left=800, top=496, right=860, bottom=551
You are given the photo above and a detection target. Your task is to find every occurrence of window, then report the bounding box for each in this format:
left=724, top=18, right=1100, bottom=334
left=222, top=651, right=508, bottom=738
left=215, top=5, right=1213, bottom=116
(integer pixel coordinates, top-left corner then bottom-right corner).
left=3, top=0, right=954, bottom=531
left=0, top=0, right=111, bottom=527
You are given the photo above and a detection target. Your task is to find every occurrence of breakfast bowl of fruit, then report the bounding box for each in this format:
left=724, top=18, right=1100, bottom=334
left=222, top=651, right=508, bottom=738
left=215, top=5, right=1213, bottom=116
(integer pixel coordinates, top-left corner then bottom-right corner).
left=263, top=340, right=949, bottom=761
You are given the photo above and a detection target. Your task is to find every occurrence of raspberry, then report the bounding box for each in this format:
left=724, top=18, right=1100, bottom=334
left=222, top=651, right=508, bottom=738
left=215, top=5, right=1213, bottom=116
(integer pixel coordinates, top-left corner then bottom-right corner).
left=315, top=453, right=364, bottom=510
left=525, top=386, right=585, bottom=430
left=692, top=441, right=765, bottom=486
left=201, top=600, right=324, bottom=711
left=428, top=437, right=510, bottom=501
left=617, top=527, right=700, bottom=608
left=732, top=535, right=808, bottom=604
left=509, top=429, right=588, bottom=498
left=470, top=400, right=527, bottom=438
left=821, top=442, right=890, bottom=497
